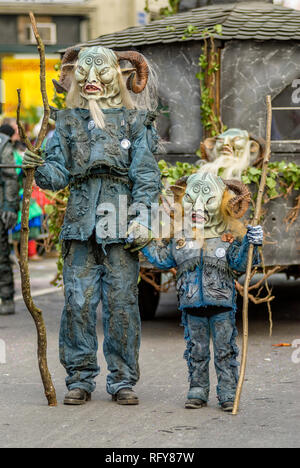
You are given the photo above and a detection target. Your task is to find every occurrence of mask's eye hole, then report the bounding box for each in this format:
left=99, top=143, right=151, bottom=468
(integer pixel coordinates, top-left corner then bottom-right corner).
left=184, top=194, right=193, bottom=203
left=100, top=67, right=110, bottom=75
left=206, top=197, right=216, bottom=205
left=233, top=137, right=246, bottom=150
left=77, top=66, right=86, bottom=74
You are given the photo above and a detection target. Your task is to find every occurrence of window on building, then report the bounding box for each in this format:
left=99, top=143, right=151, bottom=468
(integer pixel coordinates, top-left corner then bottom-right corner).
left=24, top=23, right=57, bottom=45
left=18, top=16, right=57, bottom=45
left=272, top=80, right=300, bottom=142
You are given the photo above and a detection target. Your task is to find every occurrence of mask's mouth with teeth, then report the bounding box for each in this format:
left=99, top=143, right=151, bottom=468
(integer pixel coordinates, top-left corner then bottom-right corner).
left=192, top=211, right=205, bottom=225
left=84, top=83, right=103, bottom=94
left=220, top=146, right=234, bottom=157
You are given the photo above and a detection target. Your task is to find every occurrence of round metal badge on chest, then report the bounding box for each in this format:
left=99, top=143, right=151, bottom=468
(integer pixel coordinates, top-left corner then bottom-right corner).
left=215, top=247, right=226, bottom=259
left=120, top=138, right=131, bottom=150
left=88, top=120, right=95, bottom=131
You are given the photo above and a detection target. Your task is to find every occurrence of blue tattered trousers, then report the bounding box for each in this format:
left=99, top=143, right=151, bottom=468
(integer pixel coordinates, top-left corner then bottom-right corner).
left=182, top=310, right=239, bottom=405
left=59, top=238, right=141, bottom=395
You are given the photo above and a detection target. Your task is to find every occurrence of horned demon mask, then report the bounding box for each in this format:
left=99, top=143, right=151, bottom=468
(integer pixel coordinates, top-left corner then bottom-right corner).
left=53, top=46, right=150, bottom=129
left=167, top=173, right=251, bottom=239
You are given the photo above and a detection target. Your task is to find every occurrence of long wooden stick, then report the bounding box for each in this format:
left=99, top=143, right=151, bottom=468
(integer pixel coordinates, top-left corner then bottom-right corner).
left=232, top=95, right=272, bottom=415
left=17, top=12, right=57, bottom=407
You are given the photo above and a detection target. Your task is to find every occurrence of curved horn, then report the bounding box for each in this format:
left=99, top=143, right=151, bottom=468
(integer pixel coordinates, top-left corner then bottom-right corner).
left=115, top=51, right=149, bottom=94
left=249, top=133, right=266, bottom=156
left=249, top=133, right=266, bottom=167
left=223, top=179, right=251, bottom=219
left=53, top=47, right=81, bottom=93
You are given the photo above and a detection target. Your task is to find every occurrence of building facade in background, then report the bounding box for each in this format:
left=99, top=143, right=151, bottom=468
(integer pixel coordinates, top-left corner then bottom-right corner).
left=0, top=0, right=168, bottom=116
left=88, top=0, right=168, bottom=37
left=0, top=0, right=95, bottom=116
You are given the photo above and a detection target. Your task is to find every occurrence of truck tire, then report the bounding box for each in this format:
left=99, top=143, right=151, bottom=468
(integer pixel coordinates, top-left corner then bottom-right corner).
left=138, top=273, right=161, bottom=320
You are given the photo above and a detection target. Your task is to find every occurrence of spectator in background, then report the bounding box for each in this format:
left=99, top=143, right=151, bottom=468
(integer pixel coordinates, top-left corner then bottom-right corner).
left=1, top=117, right=25, bottom=152
left=0, top=124, right=19, bottom=315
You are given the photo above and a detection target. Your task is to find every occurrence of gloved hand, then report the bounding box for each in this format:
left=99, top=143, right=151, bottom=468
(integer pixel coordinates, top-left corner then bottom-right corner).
left=124, top=221, right=153, bottom=252
left=247, top=225, right=263, bottom=246
left=22, top=149, right=44, bottom=170
left=2, top=211, right=18, bottom=230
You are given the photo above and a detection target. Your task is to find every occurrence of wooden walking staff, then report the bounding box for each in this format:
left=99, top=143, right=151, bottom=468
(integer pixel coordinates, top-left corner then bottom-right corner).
left=17, top=12, right=57, bottom=407
left=232, top=95, right=273, bottom=415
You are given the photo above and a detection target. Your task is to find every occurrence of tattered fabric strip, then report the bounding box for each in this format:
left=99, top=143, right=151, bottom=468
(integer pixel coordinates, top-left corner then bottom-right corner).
left=176, top=255, right=235, bottom=281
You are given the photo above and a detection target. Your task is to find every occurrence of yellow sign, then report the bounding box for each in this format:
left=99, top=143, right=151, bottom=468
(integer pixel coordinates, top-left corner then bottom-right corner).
left=1, top=57, right=60, bottom=116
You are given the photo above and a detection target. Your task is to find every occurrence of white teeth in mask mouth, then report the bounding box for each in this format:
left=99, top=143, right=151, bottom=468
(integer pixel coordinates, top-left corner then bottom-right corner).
left=84, top=84, right=102, bottom=93
left=192, top=212, right=205, bottom=224
left=221, top=148, right=233, bottom=156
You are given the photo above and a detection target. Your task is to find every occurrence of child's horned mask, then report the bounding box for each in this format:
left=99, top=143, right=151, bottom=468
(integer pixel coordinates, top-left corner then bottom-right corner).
left=164, top=173, right=251, bottom=229
left=182, top=173, right=227, bottom=230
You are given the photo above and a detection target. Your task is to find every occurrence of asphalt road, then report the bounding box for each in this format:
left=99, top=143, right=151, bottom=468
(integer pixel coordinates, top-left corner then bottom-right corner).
left=0, top=259, right=299, bottom=448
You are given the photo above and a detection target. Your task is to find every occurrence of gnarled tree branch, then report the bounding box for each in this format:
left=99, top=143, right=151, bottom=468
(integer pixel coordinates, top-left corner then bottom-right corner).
left=17, top=12, right=57, bottom=407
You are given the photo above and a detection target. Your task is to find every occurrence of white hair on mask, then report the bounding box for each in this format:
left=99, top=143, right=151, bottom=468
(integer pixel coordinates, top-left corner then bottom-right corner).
left=117, top=67, right=135, bottom=110
left=65, top=66, right=84, bottom=109
left=198, top=140, right=252, bottom=180
left=129, top=58, right=159, bottom=112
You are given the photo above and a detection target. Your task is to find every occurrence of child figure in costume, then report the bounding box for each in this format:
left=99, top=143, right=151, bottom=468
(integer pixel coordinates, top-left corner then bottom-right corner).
left=141, top=173, right=263, bottom=412
left=23, top=46, right=161, bottom=406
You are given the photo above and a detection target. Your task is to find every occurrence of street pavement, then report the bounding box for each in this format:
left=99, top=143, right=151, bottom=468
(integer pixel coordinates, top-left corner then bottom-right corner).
left=0, top=258, right=299, bottom=448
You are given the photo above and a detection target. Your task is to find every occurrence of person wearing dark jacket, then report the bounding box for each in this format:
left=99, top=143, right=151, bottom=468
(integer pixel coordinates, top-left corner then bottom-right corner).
left=0, top=124, right=19, bottom=315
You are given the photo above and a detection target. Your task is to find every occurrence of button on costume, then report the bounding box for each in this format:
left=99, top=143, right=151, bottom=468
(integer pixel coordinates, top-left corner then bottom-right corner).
left=142, top=173, right=262, bottom=409
left=24, top=46, right=161, bottom=403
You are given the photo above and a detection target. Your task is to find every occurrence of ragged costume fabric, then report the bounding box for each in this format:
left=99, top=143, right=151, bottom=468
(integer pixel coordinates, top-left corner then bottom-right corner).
left=0, top=134, right=19, bottom=301
left=60, top=237, right=140, bottom=395
left=142, top=235, right=260, bottom=404
left=35, top=108, right=160, bottom=243
left=142, top=236, right=260, bottom=312
left=35, top=107, right=161, bottom=394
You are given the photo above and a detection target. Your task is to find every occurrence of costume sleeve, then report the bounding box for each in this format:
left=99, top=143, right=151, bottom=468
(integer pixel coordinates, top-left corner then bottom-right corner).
left=1, top=143, right=19, bottom=213
left=226, top=236, right=261, bottom=273
left=128, top=112, right=161, bottom=229
left=35, top=129, right=70, bottom=192
left=141, top=240, right=176, bottom=270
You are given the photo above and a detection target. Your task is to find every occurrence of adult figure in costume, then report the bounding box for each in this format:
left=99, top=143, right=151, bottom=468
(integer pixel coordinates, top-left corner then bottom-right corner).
left=23, top=46, right=161, bottom=405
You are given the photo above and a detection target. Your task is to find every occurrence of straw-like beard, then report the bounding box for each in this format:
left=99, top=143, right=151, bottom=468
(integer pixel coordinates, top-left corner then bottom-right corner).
left=88, top=98, right=105, bottom=130
left=199, top=141, right=251, bottom=181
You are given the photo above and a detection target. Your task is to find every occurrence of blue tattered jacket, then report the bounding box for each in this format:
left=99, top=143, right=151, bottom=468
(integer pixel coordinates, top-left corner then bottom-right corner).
left=142, top=235, right=261, bottom=311
left=35, top=107, right=161, bottom=244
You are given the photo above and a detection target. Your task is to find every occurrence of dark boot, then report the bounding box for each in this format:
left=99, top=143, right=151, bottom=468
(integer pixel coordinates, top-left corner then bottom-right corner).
left=221, top=401, right=234, bottom=413
left=0, top=299, right=15, bottom=315
left=185, top=399, right=207, bottom=409
left=112, top=388, right=139, bottom=405
left=64, top=388, right=91, bottom=405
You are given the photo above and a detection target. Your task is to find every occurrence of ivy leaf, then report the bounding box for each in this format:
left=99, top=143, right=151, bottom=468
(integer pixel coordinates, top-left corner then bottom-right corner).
left=214, top=24, right=223, bottom=35
left=266, top=177, right=277, bottom=190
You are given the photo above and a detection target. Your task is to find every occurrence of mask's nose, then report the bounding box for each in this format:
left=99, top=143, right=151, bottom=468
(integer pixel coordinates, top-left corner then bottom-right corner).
left=223, top=136, right=233, bottom=148
left=194, top=197, right=204, bottom=214
left=87, top=66, right=98, bottom=83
